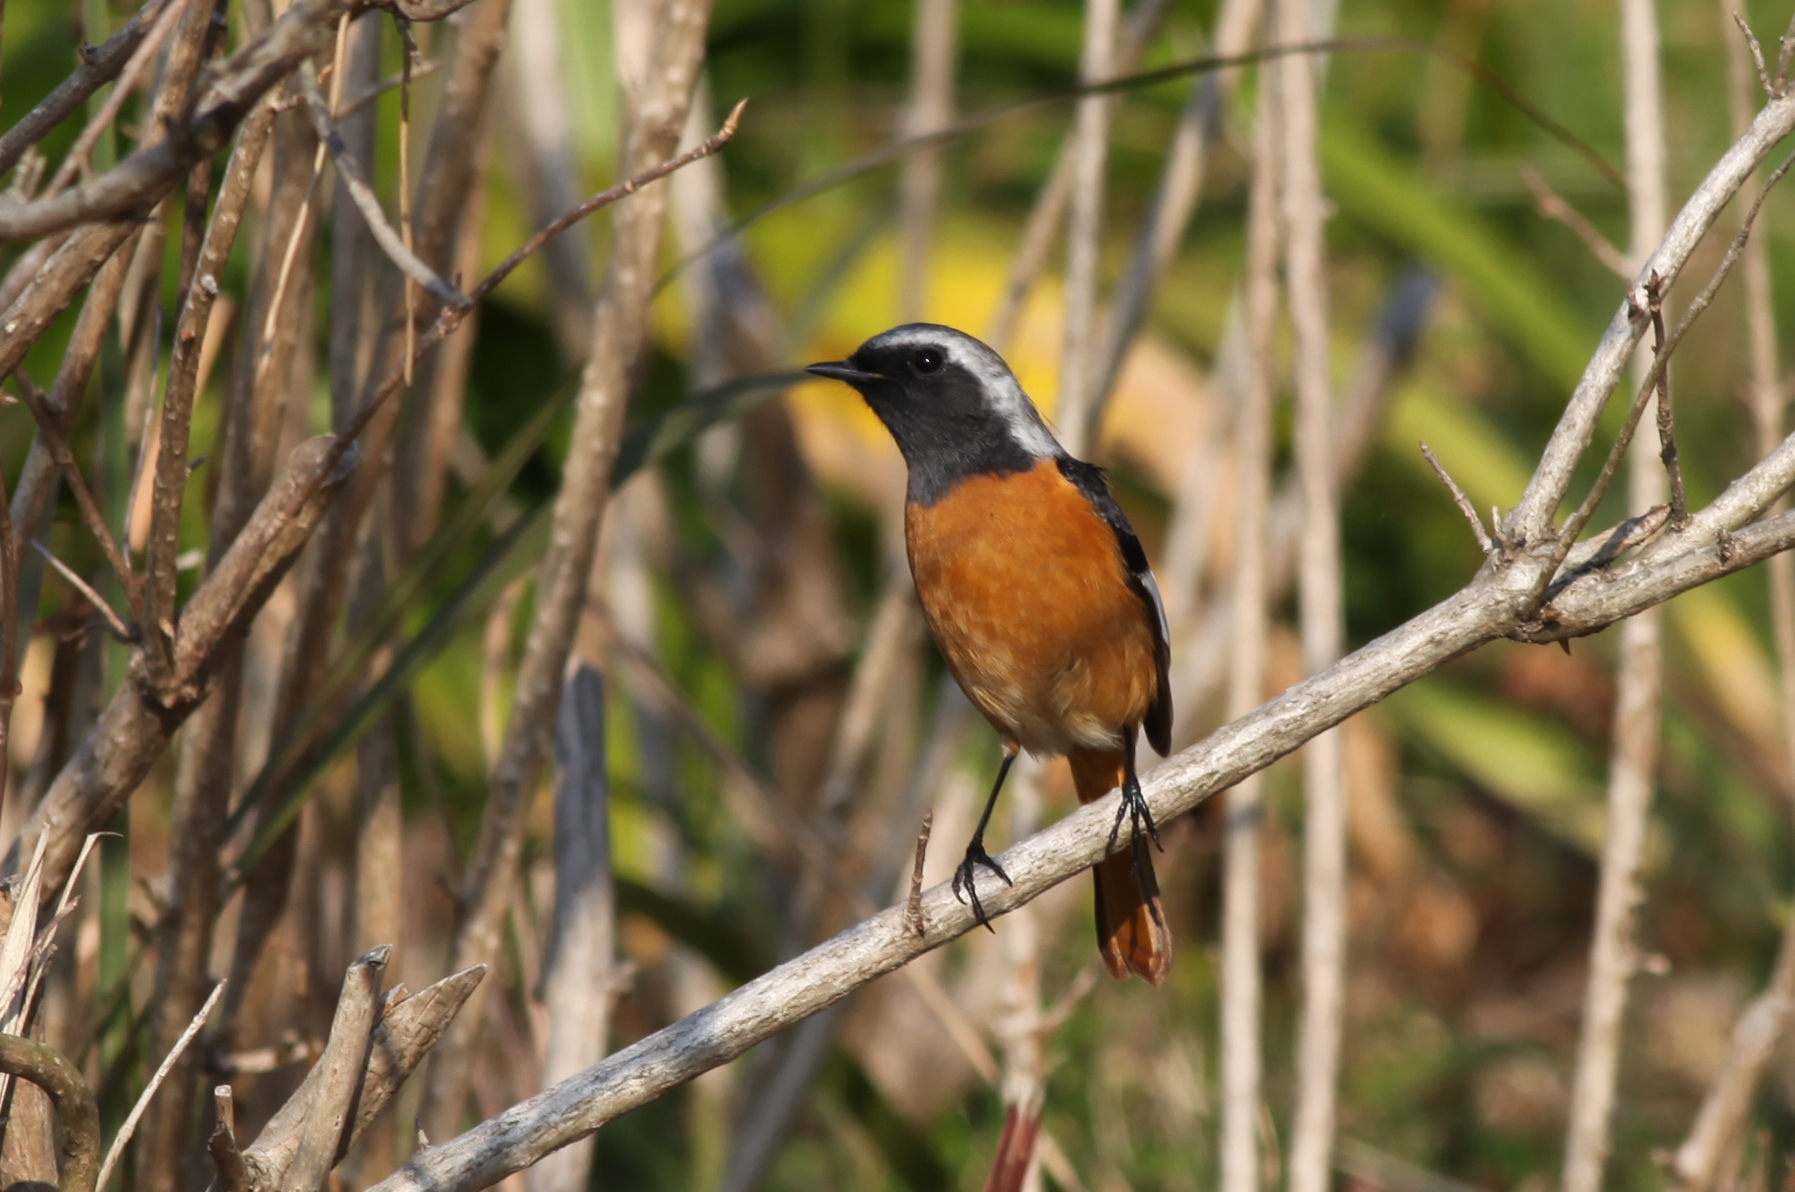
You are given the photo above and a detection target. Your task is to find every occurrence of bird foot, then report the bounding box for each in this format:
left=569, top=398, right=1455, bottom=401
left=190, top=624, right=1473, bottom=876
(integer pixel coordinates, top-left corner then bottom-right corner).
left=951, top=838, right=1012, bottom=932
left=1107, top=770, right=1163, bottom=864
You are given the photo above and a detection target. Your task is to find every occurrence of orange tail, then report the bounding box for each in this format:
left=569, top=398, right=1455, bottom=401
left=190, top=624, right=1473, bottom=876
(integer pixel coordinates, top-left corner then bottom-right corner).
left=1068, top=748, right=1172, bottom=985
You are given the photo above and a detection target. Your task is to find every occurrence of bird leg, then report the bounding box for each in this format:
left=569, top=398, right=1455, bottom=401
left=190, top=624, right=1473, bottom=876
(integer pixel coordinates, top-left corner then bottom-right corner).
left=952, top=747, right=1017, bottom=931
left=1108, top=726, right=1164, bottom=887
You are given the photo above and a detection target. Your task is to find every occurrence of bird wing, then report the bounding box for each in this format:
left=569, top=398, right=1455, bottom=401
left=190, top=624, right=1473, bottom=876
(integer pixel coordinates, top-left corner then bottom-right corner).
left=1056, top=457, right=1174, bottom=755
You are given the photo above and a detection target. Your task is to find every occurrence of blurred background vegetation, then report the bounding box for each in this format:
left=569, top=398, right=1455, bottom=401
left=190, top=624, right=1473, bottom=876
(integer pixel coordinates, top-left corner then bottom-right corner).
left=8, top=0, right=1795, bottom=1187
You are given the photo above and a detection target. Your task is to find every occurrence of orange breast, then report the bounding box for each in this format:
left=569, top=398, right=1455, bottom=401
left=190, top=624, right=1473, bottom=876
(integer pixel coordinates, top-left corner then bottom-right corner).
left=905, top=459, right=1159, bottom=756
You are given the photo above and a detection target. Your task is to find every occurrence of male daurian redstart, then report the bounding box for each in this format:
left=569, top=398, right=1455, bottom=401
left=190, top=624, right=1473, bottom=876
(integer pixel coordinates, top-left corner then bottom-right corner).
left=807, top=324, right=1173, bottom=984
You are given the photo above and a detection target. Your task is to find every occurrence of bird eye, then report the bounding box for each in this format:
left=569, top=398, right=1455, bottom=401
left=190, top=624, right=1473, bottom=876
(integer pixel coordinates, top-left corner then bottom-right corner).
left=912, top=348, right=944, bottom=374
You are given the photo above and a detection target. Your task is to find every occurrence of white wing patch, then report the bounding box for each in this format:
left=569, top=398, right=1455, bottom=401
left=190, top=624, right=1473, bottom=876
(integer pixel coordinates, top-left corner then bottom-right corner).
left=1139, top=568, right=1171, bottom=650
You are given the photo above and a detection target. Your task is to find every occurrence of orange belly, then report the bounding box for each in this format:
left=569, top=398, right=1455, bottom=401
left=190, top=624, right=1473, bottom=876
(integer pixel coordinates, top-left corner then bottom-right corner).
left=905, top=459, right=1159, bottom=756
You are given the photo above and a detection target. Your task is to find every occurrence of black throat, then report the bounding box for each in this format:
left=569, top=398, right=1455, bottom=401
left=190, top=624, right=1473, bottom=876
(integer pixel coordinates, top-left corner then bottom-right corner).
left=852, top=368, right=1046, bottom=507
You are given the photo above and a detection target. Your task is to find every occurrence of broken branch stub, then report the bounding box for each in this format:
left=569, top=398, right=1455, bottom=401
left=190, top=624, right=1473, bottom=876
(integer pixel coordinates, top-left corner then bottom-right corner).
left=240, top=961, right=486, bottom=1185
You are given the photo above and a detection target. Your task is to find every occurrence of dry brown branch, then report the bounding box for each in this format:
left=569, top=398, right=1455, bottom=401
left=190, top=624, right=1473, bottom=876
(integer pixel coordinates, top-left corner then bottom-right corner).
left=336, top=56, right=438, bottom=118
left=1735, top=11, right=1773, bottom=98
left=383, top=0, right=482, bottom=18
left=140, top=94, right=278, bottom=681
left=1501, top=42, right=1795, bottom=545
left=139, top=97, right=305, bottom=1191
left=0, top=463, right=14, bottom=828
left=1644, top=289, right=1690, bottom=524
left=11, top=369, right=149, bottom=640
left=1221, top=44, right=1278, bottom=1192
left=0, top=0, right=175, bottom=176
left=1282, top=0, right=1349, bottom=1182
left=0, top=1034, right=98, bottom=1192
left=210, top=1086, right=248, bottom=1191
left=240, top=963, right=486, bottom=1184
left=417, top=0, right=715, bottom=1140
left=0, top=0, right=361, bottom=242
left=219, top=0, right=504, bottom=1046
left=295, top=62, right=467, bottom=309
left=985, top=758, right=1047, bottom=1192
left=40, top=0, right=193, bottom=199
left=1554, top=145, right=1795, bottom=564
left=280, top=946, right=388, bottom=1189
left=313, top=96, right=747, bottom=502
left=906, top=812, right=933, bottom=937
left=10, top=434, right=357, bottom=901
left=4, top=230, right=135, bottom=549
left=29, top=543, right=131, bottom=641
left=1561, top=2, right=1669, bottom=1186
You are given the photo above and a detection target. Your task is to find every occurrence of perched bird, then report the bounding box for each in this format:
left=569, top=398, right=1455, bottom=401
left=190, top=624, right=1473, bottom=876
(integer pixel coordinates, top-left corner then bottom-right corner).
left=807, top=324, right=1173, bottom=984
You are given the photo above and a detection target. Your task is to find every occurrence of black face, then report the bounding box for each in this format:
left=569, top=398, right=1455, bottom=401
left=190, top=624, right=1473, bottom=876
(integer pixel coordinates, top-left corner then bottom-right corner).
left=806, top=324, right=1045, bottom=506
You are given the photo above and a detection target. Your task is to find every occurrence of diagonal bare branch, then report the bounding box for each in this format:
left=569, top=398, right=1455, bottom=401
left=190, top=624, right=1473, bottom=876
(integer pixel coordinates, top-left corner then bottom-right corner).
left=0, top=0, right=176, bottom=177
left=295, top=61, right=468, bottom=310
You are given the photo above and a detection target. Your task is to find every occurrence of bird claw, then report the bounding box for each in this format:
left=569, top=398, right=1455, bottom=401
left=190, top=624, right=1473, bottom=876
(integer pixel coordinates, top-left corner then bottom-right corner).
left=1107, top=771, right=1163, bottom=860
left=951, top=839, right=1012, bottom=932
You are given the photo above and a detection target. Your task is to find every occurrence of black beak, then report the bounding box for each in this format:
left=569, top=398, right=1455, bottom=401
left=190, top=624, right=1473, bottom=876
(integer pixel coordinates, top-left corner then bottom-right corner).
left=805, top=361, right=885, bottom=385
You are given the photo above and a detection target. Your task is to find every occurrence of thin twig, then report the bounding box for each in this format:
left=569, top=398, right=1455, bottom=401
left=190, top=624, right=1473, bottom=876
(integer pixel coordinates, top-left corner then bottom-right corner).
left=296, top=62, right=468, bottom=311
left=30, top=543, right=133, bottom=641
left=1552, top=147, right=1795, bottom=571
left=1734, top=12, right=1772, bottom=99
left=1523, top=164, right=1632, bottom=280
left=1647, top=278, right=1691, bottom=526
left=1776, top=10, right=1795, bottom=94
left=905, top=811, right=932, bottom=937
left=0, top=0, right=177, bottom=177
left=92, top=977, right=226, bottom=1190
left=10, top=371, right=147, bottom=633
left=41, top=0, right=193, bottom=198
left=336, top=56, right=439, bottom=117
left=418, top=0, right=716, bottom=1141
left=1420, top=443, right=1493, bottom=552
left=322, top=98, right=748, bottom=481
